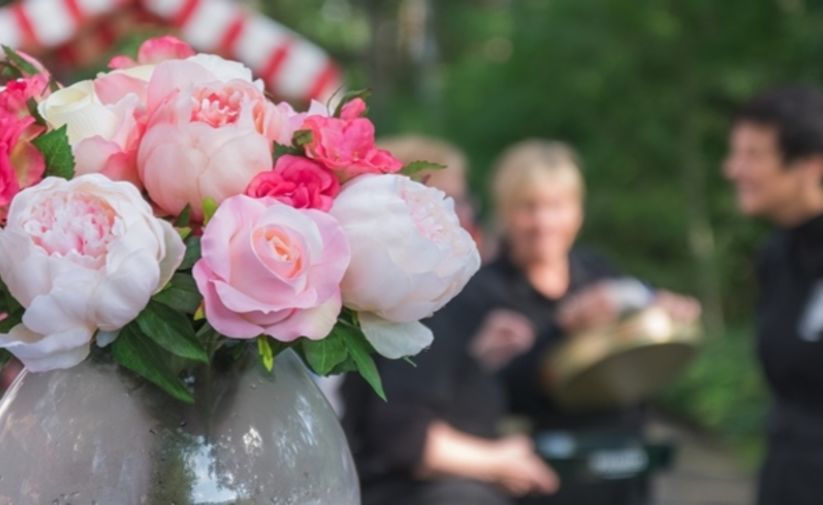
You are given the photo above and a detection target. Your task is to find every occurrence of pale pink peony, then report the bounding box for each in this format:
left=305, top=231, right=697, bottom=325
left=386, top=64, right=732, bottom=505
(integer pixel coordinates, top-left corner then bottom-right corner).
left=193, top=195, right=350, bottom=341
left=330, top=174, right=480, bottom=358
left=245, top=155, right=339, bottom=211
left=302, top=98, right=403, bottom=179
left=0, top=174, right=185, bottom=371
left=137, top=58, right=292, bottom=219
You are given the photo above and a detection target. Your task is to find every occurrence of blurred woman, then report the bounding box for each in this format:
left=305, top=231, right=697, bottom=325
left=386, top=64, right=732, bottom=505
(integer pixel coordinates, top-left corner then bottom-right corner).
left=484, top=140, right=700, bottom=505
left=342, top=136, right=558, bottom=505
left=724, top=86, right=823, bottom=505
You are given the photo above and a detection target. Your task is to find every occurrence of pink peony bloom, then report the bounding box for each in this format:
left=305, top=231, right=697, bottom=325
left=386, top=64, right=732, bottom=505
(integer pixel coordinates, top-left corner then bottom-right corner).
left=245, top=155, right=339, bottom=211
left=193, top=195, right=350, bottom=341
left=138, top=59, right=289, bottom=219
left=302, top=98, right=403, bottom=179
left=108, top=36, right=195, bottom=70
left=0, top=174, right=184, bottom=371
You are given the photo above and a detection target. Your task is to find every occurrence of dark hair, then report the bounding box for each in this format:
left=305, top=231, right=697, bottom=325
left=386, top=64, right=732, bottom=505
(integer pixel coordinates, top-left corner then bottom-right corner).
left=736, top=85, right=823, bottom=164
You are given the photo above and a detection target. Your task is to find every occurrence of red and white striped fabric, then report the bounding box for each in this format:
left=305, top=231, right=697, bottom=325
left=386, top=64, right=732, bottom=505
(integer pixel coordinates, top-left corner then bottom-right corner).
left=0, top=0, right=342, bottom=102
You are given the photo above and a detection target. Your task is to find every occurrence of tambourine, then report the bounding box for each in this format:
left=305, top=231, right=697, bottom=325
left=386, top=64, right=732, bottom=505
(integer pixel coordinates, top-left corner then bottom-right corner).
left=542, top=306, right=701, bottom=412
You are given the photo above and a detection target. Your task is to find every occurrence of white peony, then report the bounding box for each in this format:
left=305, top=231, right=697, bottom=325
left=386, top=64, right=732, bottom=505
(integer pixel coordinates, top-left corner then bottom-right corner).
left=331, top=174, right=481, bottom=358
left=0, top=174, right=185, bottom=371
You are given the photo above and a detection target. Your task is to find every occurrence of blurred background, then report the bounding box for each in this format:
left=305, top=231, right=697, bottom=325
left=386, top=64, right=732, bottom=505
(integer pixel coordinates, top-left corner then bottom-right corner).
left=261, top=0, right=808, bottom=469
left=7, top=0, right=823, bottom=501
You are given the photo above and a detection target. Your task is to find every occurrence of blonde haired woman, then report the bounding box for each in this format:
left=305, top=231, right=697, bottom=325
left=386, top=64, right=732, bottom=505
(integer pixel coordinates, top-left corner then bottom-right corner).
left=488, top=139, right=699, bottom=505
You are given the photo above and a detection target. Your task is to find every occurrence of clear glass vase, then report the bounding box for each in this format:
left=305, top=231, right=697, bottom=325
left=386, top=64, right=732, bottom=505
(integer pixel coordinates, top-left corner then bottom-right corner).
left=0, top=349, right=360, bottom=505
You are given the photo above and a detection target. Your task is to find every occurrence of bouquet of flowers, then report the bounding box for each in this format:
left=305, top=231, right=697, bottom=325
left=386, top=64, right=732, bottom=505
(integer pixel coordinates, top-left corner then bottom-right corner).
left=0, top=36, right=480, bottom=402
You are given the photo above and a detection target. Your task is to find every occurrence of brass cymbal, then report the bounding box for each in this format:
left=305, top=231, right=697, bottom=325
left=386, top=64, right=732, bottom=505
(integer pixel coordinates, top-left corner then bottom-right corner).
left=542, top=307, right=701, bottom=413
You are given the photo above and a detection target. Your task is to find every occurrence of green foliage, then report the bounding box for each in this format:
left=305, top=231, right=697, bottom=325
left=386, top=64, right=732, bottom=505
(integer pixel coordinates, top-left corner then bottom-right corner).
left=180, top=236, right=201, bottom=270
left=112, top=324, right=194, bottom=404
left=153, top=274, right=202, bottom=314
left=32, top=126, right=75, bottom=180
left=174, top=205, right=192, bottom=228
left=2, top=45, right=37, bottom=76
left=339, top=323, right=386, bottom=401
left=660, top=326, right=767, bottom=467
left=201, top=197, right=218, bottom=225
left=296, top=318, right=386, bottom=400
left=293, top=129, right=314, bottom=148
left=400, top=160, right=447, bottom=180
left=136, top=301, right=207, bottom=363
left=301, top=329, right=348, bottom=375
left=257, top=336, right=275, bottom=373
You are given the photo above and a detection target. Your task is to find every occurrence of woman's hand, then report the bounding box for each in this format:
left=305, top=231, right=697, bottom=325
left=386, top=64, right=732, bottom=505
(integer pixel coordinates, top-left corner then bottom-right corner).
left=420, top=422, right=559, bottom=497
left=469, top=309, right=536, bottom=371
left=556, top=283, right=621, bottom=333
left=654, top=290, right=702, bottom=324
left=489, top=435, right=560, bottom=497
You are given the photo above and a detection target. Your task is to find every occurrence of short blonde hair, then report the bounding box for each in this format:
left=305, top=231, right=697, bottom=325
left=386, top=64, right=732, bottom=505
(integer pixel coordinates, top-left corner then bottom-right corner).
left=492, top=139, right=584, bottom=214
left=378, top=135, right=468, bottom=191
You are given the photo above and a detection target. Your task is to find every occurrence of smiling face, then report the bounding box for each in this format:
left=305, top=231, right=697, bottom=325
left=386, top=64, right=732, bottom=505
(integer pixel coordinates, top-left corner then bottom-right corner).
left=724, top=121, right=823, bottom=224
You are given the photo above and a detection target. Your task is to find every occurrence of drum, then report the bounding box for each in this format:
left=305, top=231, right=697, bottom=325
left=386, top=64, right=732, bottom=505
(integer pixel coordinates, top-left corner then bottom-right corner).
left=542, top=307, right=701, bottom=412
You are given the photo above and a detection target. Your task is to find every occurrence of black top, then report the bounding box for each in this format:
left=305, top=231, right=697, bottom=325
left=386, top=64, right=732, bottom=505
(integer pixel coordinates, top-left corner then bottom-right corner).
left=757, top=213, right=823, bottom=447
left=492, top=250, right=645, bottom=432
left=342, top=247, right=643, bottom=489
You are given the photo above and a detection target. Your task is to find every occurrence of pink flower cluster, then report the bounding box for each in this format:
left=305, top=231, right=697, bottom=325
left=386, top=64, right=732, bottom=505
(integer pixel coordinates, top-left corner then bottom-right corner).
left=0, top=36, right=480, bottom=375
left=0, top=65, right=49, bottom=220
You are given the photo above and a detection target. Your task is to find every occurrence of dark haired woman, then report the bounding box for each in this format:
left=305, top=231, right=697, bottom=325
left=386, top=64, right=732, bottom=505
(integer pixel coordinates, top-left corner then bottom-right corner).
left=724, top=86, right=823, bottom=505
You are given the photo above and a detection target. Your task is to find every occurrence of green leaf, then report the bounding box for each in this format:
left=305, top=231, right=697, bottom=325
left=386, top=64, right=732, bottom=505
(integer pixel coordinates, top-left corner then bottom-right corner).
left=26, top=98, right=46, bottom=126
left=301, top=330, right=348, bottom=376
left=2, top=45, right=38, bottom=76
left=333, top=88, right=372, bottom=117
left=340, top=325, right=386, bottom=401
left=329, top=355, right=359, bottom=374
left=0, top=349, right=12, bottom=370
left=0, top=61, right=22, bottom=81
left=0, top=279, right=22, bottom=314
left=202, top=197, right=218, bottom=225
left=400, top=160, right=448, bottom=180
left=174, top=204, right=192, bottom=228
left=257, top=337, right=274, bottom=373
left=153, top=273, right=202, bottom=314
left=292, top=129, right=314, bottom=148
left=112, top=324, right=194, bottom=404
left=136, top=301, right=207, bottom=363
left=273, top=142, right=302, bottom=160
left=0, top=309, right=22, bottom=333
left=180, top=236, right=201, bottom=270
left=32, top=126, right=75, bottom=179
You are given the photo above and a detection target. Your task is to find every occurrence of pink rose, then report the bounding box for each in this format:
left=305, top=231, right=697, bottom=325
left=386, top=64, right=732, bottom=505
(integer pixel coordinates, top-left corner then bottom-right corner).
left=0, top=113, right=45, bottom=219
left=303, top=98, right=403, bottom=179
left=193, top=195, right=350, bottom=341
left=108, top=36, right=195, bottom=70
left=137, top=59, right=285, bottom=219
left=0, top=74, right=49, bottom=117
left=245, top=155, right=339, bottom=211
